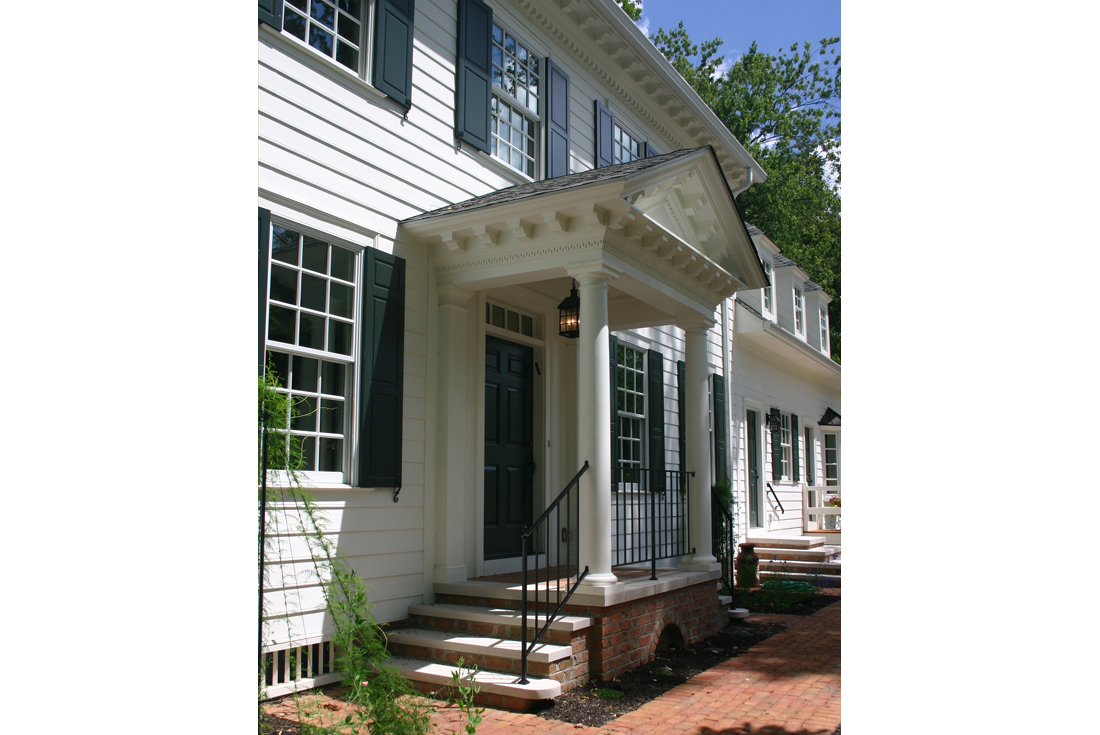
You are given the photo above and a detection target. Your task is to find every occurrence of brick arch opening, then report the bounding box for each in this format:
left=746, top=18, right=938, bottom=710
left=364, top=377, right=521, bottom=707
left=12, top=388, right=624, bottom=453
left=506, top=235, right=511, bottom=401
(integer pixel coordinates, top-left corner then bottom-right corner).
left=646, top=610, right=688, bottom=662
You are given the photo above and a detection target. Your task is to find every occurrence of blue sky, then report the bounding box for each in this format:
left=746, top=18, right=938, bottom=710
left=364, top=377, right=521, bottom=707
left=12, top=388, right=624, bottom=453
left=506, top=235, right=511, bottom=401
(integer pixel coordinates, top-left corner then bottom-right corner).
left=635, top=1, right=841, bottom=72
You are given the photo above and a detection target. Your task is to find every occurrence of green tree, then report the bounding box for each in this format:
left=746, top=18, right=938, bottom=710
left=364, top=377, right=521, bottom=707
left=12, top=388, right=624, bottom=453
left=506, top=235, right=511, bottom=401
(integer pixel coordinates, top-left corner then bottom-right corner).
left=652, top=24, right=842, bottom=362
left=613, top=0, right=643, bottom=21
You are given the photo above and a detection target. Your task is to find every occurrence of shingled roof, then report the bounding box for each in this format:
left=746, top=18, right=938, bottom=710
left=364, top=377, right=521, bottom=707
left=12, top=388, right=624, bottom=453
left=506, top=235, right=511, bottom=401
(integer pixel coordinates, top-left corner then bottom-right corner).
left=403, top=147, right=714, bottom=224
left=804, top=280, right=824, bottom=292
left=773, top=253, right=800, bottom=269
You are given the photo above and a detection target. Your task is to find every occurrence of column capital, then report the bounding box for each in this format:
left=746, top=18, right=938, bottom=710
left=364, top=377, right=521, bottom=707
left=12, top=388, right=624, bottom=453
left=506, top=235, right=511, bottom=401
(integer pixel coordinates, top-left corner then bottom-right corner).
left=566, top=262, right=622, bottom=283
left=677, top=314, right=716, bottom=333
left=437, top=285, right=475, bottom=309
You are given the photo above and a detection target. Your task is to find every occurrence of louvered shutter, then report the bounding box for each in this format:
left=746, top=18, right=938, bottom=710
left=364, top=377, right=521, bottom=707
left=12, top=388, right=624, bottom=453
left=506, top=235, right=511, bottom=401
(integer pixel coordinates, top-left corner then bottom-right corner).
left=647, top=350, right=665, bottom=492
left=359, top=249, right=406, bottom=488
left=259, top=0, right=281, bottom=29
left=373, top=0, right=416, bottom=110
left=258, top=208, right=271, bottom=376
left=712, top=373, right=728, bottom=484
left=594, top=100, right=614, bottom=168
left=770, top=407, right=782, bottom=482
left=677, top=360, right=686, bottom=475
left=545, top=58, right=570, bottom=178
left=455, top=0, right=492, bottom=153
left=791, top=414, right=800, bottom=482
left=609, top=335, right=620, bottom=491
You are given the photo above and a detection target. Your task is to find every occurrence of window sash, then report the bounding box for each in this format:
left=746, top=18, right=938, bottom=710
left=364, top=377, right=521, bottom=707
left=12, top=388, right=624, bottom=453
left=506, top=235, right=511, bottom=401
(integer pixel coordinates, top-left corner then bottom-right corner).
left=794, top=288, right=804, bottom=333
left=281, top=0, right=369, bottom=76
left=780, top=413, right=791, bottom=479
left=612, top=121, right=642, bottom=164
left=762, top=261, right=772, bottom=313
left=616, top=344, right=646, bottom=472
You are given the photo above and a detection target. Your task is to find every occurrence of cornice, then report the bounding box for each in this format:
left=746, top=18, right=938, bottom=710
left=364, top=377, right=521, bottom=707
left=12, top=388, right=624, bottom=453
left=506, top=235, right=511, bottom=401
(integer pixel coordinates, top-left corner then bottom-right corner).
left=601, top=240, right=718, bottom=311
left=435, top=239, right=601, bottom=276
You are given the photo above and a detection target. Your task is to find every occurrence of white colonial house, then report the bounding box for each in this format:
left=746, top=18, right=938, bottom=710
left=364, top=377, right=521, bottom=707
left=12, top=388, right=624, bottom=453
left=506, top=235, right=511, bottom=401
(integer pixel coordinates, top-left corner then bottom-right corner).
left=257, top=0, right=840, bottom=705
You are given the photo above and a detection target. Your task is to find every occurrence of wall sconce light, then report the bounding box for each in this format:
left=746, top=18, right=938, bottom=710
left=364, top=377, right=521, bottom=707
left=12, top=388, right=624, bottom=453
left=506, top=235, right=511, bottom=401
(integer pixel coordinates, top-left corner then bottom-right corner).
left=557, top=280, right=580, bottom=339
left=766, top=411, right=781, bottom=432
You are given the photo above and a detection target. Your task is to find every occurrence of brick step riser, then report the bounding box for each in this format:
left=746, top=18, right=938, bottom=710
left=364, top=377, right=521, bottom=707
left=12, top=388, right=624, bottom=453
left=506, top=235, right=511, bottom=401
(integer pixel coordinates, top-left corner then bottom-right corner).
left=434, top=593, right=591, bottom=617
left=754, top=552, right=839, bottom=563
left=759, top=572, right=841, bottom=588
left=409, top=615, right=574, bottom=646
left=405, top=678, right=555, bottom=711
left=387, top=641, right=550, bottom=678
left=758, top=563, right=841, bottom=574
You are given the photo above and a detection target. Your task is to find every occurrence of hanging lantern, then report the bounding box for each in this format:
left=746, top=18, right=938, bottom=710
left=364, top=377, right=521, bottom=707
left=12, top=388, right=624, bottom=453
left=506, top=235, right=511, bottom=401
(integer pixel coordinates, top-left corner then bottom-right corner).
left=557, top=280, right=580, bottom=339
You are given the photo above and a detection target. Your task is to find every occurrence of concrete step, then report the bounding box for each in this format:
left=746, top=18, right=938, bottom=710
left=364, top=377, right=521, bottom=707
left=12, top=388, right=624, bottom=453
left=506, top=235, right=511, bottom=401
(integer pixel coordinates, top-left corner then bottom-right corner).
left=759, top=559, right=841, bottom=575
left=719, top=594, right=732, bottom=607
left=387, top=656, right=560, bottom=704
left=408, top=603, right=590, bottom=633
left=759, top=570, right=841, bottom=588
left=753, top=545, right=840, bottom=563
left=745, top=535, right=826, bottom=549
left=387, top=628, right=573, bottom=666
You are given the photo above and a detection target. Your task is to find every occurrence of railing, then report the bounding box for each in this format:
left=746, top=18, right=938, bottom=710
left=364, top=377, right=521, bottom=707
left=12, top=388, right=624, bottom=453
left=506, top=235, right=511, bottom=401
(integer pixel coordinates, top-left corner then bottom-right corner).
left=802, top=483, right=841, bottom=533
left=766, top=482, right=785, bottom=514
left=711, top=490, right=735, bottom=593
left=519, top=461, right=589, bottom=685
left=611, top=466, right=691, bottom=580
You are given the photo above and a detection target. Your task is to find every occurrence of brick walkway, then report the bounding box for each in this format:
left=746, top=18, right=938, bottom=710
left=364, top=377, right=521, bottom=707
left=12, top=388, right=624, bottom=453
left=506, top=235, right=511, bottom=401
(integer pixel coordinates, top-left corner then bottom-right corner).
left=266, top=597, right=840, bottom=735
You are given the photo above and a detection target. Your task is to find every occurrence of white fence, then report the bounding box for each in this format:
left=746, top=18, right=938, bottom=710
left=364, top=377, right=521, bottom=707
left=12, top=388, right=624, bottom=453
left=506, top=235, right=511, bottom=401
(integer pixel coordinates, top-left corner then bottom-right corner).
left=801, top=483, right=841, bottom=535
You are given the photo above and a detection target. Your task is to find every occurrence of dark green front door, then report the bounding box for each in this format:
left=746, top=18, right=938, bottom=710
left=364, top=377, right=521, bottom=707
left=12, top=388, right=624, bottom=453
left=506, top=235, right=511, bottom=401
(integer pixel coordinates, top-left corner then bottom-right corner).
left=747, top=410, right=761, bottom=528
left=484, top=336, right=534, bottom=559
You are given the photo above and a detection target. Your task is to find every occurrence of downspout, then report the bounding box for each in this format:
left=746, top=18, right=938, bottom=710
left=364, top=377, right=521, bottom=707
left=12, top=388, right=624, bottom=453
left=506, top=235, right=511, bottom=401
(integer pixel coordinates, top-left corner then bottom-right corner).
left=729, top=166, right=754, bottom=196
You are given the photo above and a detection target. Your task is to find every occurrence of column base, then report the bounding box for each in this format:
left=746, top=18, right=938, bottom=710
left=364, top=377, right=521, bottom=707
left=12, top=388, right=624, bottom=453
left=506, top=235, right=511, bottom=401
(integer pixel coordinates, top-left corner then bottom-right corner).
left=577, top=572, right=619, bottom=589
left=433, top=564, right=469, bottom=584
left=677, top=555, right=721, bottom=573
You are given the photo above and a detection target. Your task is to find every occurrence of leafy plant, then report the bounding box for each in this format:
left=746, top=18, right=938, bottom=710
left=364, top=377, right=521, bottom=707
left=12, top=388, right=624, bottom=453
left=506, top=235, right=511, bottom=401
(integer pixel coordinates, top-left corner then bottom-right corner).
left=712, top=474, right=734, bottom=514
left=827, top=496, right=841, bottom=507
left=449, top=657, right=485, bottom=735
left=595, top=687, right=624, bottom=700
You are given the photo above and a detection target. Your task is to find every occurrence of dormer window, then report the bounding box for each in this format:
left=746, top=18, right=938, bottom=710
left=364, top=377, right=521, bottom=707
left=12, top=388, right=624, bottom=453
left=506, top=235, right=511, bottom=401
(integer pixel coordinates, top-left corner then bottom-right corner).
left=819, top=307, right=829, bottom=353
left=794, top=286, right=804, bottom=335
left=762, top=260, right=773, bottom=313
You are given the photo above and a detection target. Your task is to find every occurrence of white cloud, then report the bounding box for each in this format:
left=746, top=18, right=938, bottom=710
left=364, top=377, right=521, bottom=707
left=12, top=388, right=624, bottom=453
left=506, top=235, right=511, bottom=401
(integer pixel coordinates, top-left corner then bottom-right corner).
left=636, top=16, right=651, bottom=36
left=711, top=58, right=731, bottom=80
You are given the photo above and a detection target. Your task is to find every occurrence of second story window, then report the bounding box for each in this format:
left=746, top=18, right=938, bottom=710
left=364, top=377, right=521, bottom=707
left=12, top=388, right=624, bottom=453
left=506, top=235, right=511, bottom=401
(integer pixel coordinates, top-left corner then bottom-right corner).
left=819, top=307, right=829, bottom=352
left=762, top=260, right=773, bottom=313
left=613, top=121, right=642, bottom=164
left=491, top=22, right=540, bottom=177
left=282, top=0, right=366, bottom=74
left=794, top=286, right=804, bottom=335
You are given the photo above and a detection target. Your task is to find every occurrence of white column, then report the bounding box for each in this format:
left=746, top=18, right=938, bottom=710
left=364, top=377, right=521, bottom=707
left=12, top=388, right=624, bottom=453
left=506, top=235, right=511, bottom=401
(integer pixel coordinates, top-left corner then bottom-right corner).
left=434, top=286, right=473, bottom=584
left=679, top=316, right=721, bottom=572
left=574, top=270, right=617, bottom=587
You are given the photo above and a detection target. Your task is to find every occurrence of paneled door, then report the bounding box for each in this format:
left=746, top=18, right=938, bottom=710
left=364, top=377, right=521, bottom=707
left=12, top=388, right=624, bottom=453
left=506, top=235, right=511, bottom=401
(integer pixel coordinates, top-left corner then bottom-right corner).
left=484, top=335, right=534, bottom=559
left=747, top=410, right=761, bottom=528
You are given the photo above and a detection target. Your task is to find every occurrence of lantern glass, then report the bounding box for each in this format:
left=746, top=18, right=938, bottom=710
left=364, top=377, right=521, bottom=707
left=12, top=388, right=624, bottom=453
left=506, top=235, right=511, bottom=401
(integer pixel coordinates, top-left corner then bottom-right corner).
left=557, top=285, right=580, bottom=339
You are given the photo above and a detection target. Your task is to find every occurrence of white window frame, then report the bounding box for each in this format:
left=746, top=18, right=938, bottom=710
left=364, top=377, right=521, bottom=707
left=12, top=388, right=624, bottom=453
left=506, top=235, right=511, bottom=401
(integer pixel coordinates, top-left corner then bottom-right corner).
left=612, top=119, right=644, bottom=164
left=616, top=342, right=647, bottom=491
left=264, top=217, right=363, bottom=486
left=780, top=413, right=792, bottom=481
left=280, top=0, right=374, bottom=80
left=824, top=432, right=840, bottom=486
left=794, top=286, right=804, bottom=335
left=819, top=306, right=829, bottom=353
left=490, top=20, right=543, bottom=179
left=762, top=260, right=773, bottom=315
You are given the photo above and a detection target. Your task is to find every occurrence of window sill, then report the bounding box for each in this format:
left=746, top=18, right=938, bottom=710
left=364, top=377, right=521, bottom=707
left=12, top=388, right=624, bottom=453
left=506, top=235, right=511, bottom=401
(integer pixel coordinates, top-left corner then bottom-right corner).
left=473, top=147, right=536, bottom=187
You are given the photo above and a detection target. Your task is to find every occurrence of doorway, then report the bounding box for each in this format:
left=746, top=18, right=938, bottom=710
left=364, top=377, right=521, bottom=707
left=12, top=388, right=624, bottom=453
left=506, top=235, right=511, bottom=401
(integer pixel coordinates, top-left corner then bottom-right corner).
left=747, top=409, right=762, bottom=529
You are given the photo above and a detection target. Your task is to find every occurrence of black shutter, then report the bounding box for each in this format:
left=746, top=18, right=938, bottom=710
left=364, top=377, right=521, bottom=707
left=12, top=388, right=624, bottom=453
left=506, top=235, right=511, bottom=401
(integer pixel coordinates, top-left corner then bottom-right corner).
left=258, top=208, right=272, bottom=376
left=609, top=335, right=620, bottom=491
left=455, top=0, right=492, bottom=153
left=545, top=58, right=571, bottom=179
left=259, top=0, right=282, bottom=29
left=712, top=373, right=727, bottom=484
left=359, top=249, right=406, bottom=488
left=805, top=428, right=814, bottom=485
left=594, top=100, right=614, bottom=168
left=791, top=414, right=800, bottom=483
left=774, top=407, right=783, bottom=481
left=677, top=360, right=686, bottom=474
left=645, top=142, right=659, bottom=157
left=647, top=350, right=665, bottom=492
left=373, top=0, right=416, bottom=110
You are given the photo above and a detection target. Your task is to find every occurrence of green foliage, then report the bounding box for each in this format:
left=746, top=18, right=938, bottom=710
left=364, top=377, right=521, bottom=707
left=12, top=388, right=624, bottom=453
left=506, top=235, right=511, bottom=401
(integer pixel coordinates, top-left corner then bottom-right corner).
left=712, top=474, right=733, bottom=514
left=449, top=658, right=485, bottom=735
left=595, top=687, right=625, bottom=700
left=259, top=368, right=432, bottom=735
left=612, top=0, right=643, bottom=21
left=652, top=25, right=842, bottom=362
left=728, top=585, right=817, bottom=613
left=760, top=580, right=816, bottom=593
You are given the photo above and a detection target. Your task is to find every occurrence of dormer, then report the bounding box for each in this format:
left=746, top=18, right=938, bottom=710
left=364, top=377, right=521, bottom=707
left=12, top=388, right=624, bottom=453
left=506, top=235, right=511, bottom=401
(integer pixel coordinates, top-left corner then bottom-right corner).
left=804, top=281, right=832, bottom=356
left=745, top=225, right=781, bottom=323
left=773, top=254, right=810, bottom=341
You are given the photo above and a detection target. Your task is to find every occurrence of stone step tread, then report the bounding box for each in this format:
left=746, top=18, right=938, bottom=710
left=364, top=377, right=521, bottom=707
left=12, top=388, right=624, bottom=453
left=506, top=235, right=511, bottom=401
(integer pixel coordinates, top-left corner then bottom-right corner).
left=388, top=628, right=573, bottom=664
left=408, top=603, right=591, bottom=632
left=759, top=571, right=841, bottom=583
left=719, top=595, right=732, bottom=606
left=759, top=560, right=841, bottom=571
left=387, top=656, right=561, bottom=700
left=753, top=547, right=840, bottom=559
left=745, top=536, right=827, bottom=549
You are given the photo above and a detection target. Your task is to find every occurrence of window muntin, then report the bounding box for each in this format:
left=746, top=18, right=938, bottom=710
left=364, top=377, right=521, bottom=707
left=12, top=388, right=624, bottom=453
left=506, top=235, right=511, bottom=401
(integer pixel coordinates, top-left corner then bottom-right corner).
left=485, top=300, right=536, bottom=338
left=266, top=225, right=357, bottom=478
left=762, top=261, right=773, bottom=313
left=824, top=433, right=839, bottom=486
left=282, top=0, right=365, bottom=74
left=819, top=307, right=829, bottom=352
left=794, top=286, right=804, bottom=334
left=780, top=413, right=792, bottom=480
left=613, top=121, right=642, bottom=164
left=616, top=344, right=646, bottom=479
left=490, top=22, right=540, bottom=177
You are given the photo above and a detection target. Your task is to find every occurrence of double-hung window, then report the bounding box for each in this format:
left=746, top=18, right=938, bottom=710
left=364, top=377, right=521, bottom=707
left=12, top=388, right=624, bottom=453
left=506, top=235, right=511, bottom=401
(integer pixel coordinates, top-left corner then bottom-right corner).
left=490, top=22, right=540, bottom=177
left=824, top=434, right=840, bottom=486
left=613, top=121, right=643, bottom=164
left=281, top=0, right=367, bottom=74
left=616, top=343, right=646, bottom=485
left=779, top=413, right=792, bottom=480
left=794, top=286, right=804, bottom=335
left=266, top=225, right=358, bottom=481
left=819, top=307, right=829, bottom=353
left=762, top=260, right=773, bottom=314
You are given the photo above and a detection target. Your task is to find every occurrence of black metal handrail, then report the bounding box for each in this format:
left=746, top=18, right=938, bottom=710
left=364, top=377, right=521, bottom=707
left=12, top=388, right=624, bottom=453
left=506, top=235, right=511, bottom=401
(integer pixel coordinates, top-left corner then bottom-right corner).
left=519, top=461, right=589, bottom=685
left=711, top=490, right=735, bottom=593
left=766, top=482, right=785, bottom=514
left=611, top=466, right=691, bottom=580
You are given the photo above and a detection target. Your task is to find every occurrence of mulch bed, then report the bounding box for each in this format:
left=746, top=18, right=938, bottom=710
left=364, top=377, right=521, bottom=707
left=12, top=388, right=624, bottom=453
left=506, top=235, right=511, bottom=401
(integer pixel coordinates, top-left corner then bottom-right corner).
left=726, top=587, right=840, bottom=616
